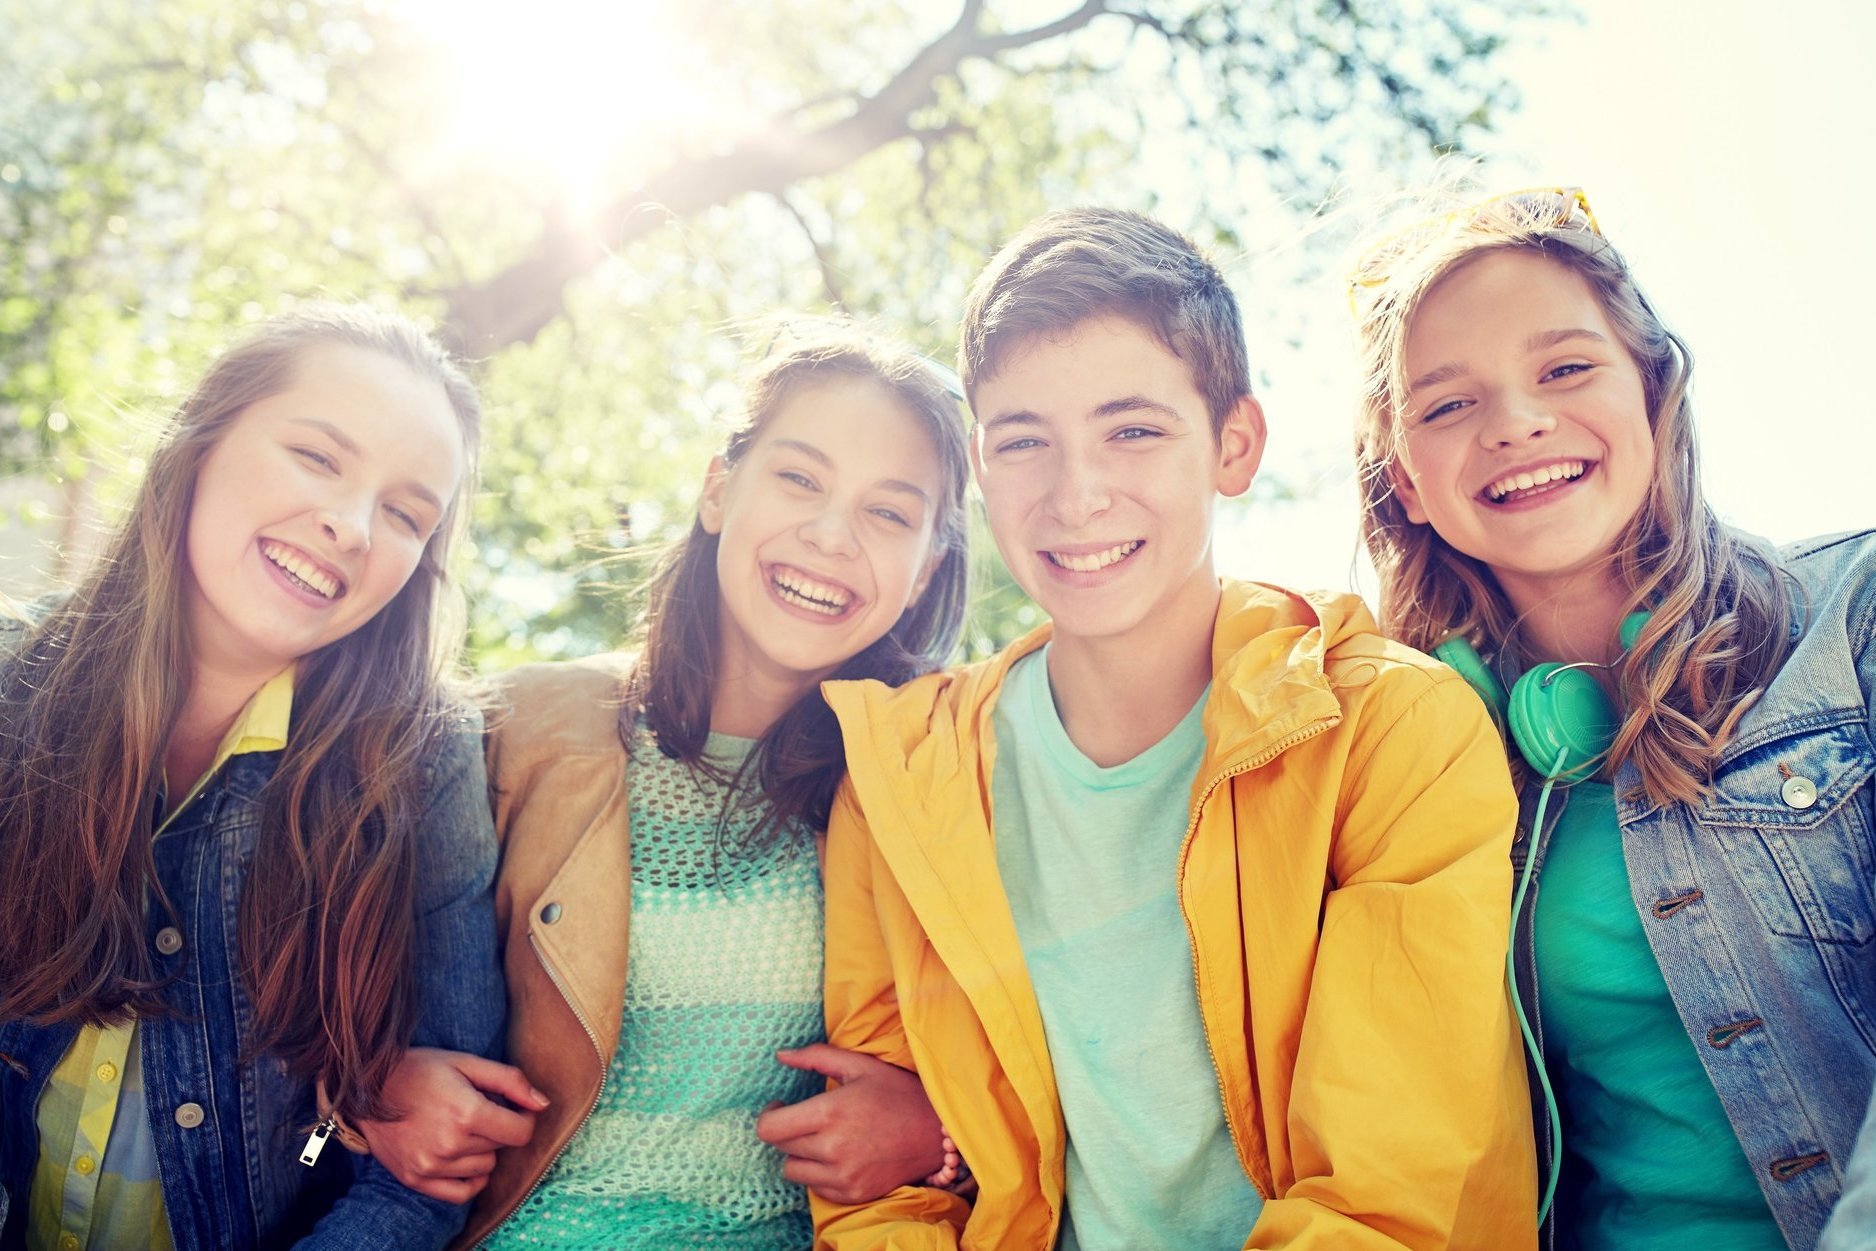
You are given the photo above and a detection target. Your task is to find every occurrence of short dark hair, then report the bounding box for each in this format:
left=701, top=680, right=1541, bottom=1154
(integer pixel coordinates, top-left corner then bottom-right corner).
left=958, top=207, right=1251, bottom=433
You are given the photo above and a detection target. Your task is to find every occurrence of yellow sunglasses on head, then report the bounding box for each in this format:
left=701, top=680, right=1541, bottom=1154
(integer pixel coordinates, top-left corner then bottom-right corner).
left=1346, top=186, right=1602, bottom=318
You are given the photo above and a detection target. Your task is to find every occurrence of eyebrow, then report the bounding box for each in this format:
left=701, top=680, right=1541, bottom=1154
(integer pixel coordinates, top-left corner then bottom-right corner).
left=981, top=394, right=1186, bottom=430
left=1527, top=327, right=1608, bottom=351
left=1409, top=328, right=1611, bottom=393
left=288, top=417, right=361, bottom=456
left=769, top=437, right=930, bottom=504
left=288, top=417, right=445, bottom=510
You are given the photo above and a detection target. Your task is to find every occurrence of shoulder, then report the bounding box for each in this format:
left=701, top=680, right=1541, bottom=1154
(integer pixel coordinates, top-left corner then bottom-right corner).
left=824, top=629, right=1043, bottom=742
left=1781, top=530, right=1876, bottom=625
left=1219, top=578, right=1462, bottom=705
left=484, top=653, right=635, bottom=761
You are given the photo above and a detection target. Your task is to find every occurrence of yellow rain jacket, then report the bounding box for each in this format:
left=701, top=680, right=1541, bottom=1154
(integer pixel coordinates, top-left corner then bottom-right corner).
left=814, top=581, right=1536, bottom=1249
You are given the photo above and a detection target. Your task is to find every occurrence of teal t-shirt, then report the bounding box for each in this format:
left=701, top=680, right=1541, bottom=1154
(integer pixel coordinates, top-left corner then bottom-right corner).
left=990, top=647, right=1263, bottom=1251
left=485, top=725, right=824, bottom=1251
left=1535, top=781, right=1783, bottom=1250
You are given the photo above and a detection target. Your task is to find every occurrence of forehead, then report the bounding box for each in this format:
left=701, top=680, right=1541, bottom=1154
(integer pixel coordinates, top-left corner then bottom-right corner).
left=750, top=373, right=945, bottom=485
left=236, top=343, right=466, bottom=492
left=974, top=315, right=1200, bottom=418
left=1407, top=250, right=1615, bottom=360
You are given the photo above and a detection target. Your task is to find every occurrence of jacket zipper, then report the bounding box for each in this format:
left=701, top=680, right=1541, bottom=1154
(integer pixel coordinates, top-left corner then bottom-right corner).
left=1175, top=718, right=1336, bottom=1197
left=299, top=1116, right=336, bottom=1167
left=472, top=933, right=610, bottom=1248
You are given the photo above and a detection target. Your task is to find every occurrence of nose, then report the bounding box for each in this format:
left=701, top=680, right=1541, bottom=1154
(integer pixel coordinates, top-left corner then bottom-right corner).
left=1478, top=395, right=1557, bottom=449
left=799, top=503, right=860, bottom=560
left=316, top=497, right=372, bottom=555
left=1045, top=449, right=1111, bottom=527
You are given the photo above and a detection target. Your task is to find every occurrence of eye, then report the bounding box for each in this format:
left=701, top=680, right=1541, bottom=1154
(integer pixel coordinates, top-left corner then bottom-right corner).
left=1112, top=425, right=1163, bottom=442
left=1543, top=362, right=1594, bottom=382
left=293, top=446, right=339, bottom=472
left=777, top=469, right=817, bottom=490
left=869, top=506, right=912, bottom=528
left=385, top=503, right=424, bottom=536
left=1420, top=398, right=1469, bottom=424
left=994, top=436, right=1043, bottom=455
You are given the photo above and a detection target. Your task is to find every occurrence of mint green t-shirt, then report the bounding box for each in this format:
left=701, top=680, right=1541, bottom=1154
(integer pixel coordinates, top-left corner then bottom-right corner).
left=485, top=725, right=824, bottom=1251
left=1536, top=781, right=1782, bottom=1250
left=991, top=648, right=1263, bottom=1251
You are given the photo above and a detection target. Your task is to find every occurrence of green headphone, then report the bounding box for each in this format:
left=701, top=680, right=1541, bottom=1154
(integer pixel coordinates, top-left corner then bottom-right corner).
left=1432, top=611, right=1650, bottom=783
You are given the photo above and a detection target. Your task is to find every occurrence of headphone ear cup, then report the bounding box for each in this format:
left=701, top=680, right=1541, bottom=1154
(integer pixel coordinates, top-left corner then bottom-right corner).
left=1432, top=636, right=1510, bottom=731
left=1508, top=663, right=1622, bottom=782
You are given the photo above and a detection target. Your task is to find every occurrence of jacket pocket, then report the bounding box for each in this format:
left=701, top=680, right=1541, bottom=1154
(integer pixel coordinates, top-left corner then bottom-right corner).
left=1695, top=720, right=1876, bottom=945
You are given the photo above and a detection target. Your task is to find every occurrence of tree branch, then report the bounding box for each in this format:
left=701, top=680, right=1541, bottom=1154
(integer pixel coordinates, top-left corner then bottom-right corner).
left=439, top=0, right=1116, bottom=354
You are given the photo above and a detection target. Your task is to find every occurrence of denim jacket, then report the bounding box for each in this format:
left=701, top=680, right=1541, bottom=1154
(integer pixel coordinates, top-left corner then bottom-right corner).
left=0, top=709, right=505, bottom=1251
left=1511, top=530, right=1876, bottom=1250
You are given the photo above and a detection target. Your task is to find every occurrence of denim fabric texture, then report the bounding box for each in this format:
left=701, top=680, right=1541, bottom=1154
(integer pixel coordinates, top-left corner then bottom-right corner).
left=1511, top=530, right=1876, bottom=1251
left=1820, top=1083, right=1876, bottom=1250
left=0, top=712, right=504, bottom=1251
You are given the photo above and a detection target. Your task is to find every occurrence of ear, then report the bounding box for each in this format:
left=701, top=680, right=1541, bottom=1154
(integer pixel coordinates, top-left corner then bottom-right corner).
left=697, top=455, right=730, bottom=535
left=1212, top=395, right=1267, bottom=498
left=1387, top=458, right=1431, bottom=526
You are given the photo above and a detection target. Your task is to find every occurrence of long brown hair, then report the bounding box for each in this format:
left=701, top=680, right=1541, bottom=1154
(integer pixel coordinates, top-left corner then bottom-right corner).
left=629, top=327, right=970, bottom=844
left=0, top=303, right=482, bottom=1122
left=1351, top=193, right=1792, bottom=806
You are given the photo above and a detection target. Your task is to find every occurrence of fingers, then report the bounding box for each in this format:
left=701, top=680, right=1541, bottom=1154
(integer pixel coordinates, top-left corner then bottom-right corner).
left=401, top=1172, right=491, bottom=1205
left=461, top=1100, right=539, bottom=1150
left=778, top=1157, right=873, bottom=1207
left=774, top=1043, right=889, bottom=1085
left=753, top=1094, right=825, bottom=1147
left=451, top=1054, right=551, bottom=1111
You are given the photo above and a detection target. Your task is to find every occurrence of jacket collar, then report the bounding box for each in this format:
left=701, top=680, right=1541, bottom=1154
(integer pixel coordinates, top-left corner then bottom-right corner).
left=821, top=579, right=1358, bottom=1161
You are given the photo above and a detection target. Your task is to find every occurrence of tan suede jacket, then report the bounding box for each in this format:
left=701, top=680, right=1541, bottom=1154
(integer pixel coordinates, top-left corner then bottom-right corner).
left=453, top=654, right=637, bottom=1249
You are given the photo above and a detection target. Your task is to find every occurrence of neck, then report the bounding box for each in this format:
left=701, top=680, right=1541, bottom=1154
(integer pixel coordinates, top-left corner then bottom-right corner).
left=1043, top=582, right=1219, bottom=768
left=709, top=662, right=817, bottom=740
left=168, top=655, right=275, bottom=790
left=1496, top=565, right=1631, bottom=667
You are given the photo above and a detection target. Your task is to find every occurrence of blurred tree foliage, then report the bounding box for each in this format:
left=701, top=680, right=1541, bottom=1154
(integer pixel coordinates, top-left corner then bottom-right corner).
left=0, top=0, right=1544, bottom=665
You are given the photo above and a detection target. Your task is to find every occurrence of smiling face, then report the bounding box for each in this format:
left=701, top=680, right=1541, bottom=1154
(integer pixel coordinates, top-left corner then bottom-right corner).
left=971, top=315, right=1262, bottom=653
left=184, top=343, right=466, bottom=679
left=700, top=373, right=946, bottom=709
left=1391, top=250, right=1655, bottom=611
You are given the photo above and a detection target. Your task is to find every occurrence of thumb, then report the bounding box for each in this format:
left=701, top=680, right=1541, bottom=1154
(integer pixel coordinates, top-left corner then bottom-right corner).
left=775, top=1042, right=878, bottom=1084
left=452, top=1054, right=551, bottom=1109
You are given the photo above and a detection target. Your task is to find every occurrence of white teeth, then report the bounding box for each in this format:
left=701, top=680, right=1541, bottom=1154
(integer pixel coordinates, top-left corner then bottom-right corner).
left=1487, top=460, right=1587, bottom=502
left=772, top=567, right=852, bottom=616
left=1047, top=540, right=1143, bottom=573
left=261, top=540, right=340, bottom=599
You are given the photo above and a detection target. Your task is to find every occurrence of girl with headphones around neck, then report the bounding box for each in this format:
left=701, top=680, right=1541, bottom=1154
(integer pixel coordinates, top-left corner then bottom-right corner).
left=1350, top=188, right=1876, bottom=1250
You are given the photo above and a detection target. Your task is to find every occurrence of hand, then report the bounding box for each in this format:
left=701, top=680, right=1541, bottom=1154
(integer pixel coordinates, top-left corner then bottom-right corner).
left=754, top=1044, right=945, bottom=1205
left=357, top=1047, right=549, bottom=1204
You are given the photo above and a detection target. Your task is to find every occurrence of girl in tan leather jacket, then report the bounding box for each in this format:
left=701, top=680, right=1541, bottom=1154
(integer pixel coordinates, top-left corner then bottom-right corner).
left=362, top=326, right=974, bottom=1249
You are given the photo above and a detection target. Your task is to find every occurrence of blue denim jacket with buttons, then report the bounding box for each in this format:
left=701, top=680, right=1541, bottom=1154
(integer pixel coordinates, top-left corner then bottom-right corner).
left=1512, top=530, right=1876, bottom=1251
left=0, top=711, right=505, bottom=1251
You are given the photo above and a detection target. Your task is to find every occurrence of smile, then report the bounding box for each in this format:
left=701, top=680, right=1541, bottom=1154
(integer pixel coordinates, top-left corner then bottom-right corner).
left=260, top=539, right=344, bottom=600
left=1043, top=540, right=1143, bottom=573
left=770, top=564, right=856, bottom=617
left=1483, top=459, right=1589, bottom=504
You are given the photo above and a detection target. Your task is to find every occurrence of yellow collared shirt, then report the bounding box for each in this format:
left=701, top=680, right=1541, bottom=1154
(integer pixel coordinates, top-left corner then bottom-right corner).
left=28, top=668, right=294, bottom=1251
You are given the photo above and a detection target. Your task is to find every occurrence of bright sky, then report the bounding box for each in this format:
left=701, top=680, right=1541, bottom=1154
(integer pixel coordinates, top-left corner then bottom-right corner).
left=1223, top=0, right=1876, bottom=597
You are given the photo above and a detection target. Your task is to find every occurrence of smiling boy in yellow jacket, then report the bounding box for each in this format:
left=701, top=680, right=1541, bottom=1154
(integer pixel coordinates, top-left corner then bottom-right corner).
left=803, top=209, right=1535, bottom=1249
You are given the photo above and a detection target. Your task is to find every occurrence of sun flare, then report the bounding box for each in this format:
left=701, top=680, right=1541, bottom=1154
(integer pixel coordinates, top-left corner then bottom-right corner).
left=396, top=0, right=746, bottom=207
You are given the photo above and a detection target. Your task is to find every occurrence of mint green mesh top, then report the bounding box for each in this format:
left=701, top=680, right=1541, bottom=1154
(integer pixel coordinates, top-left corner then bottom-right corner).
left=484, top=723, right=825, bottom=1250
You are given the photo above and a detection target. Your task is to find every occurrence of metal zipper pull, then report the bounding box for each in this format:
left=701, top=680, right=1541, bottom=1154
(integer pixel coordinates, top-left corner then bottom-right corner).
left=300, top=1117, right=335, bottom=1167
